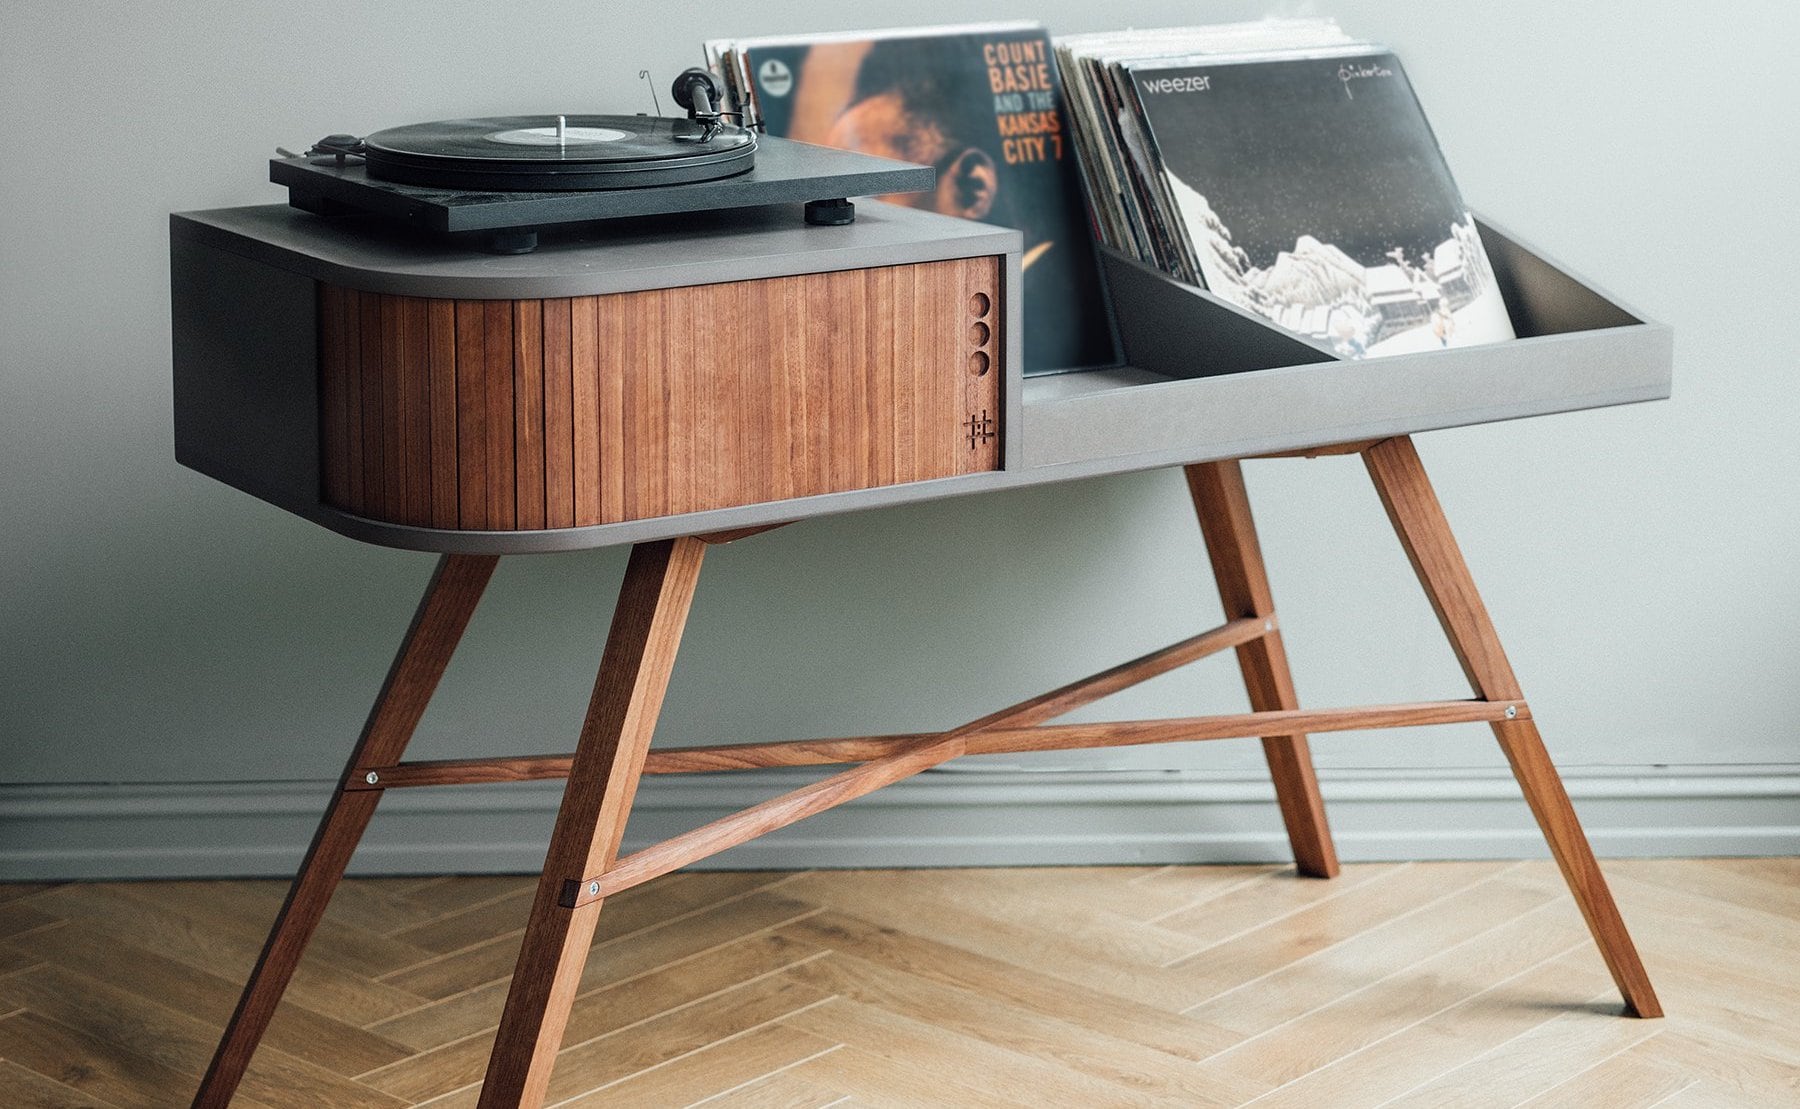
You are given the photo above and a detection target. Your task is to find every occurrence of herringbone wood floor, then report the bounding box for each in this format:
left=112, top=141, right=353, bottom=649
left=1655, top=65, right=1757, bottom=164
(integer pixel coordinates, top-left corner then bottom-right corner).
left=0, top=858, right=1793, bottom=1107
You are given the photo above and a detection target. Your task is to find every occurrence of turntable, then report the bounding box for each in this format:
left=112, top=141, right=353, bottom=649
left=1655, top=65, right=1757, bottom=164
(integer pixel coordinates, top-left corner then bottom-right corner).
left=272, top=68, right=933, bottom=252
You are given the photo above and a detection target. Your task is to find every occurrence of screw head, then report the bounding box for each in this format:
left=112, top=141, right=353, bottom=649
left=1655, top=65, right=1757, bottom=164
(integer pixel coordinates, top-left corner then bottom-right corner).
left=1263, top=619, right=1274, bottom=632
left=364, top=770, right=380, bottom=785
left=587, top=881, right=601, bottom=897
left=1504, top=705, right=1518, bottom=719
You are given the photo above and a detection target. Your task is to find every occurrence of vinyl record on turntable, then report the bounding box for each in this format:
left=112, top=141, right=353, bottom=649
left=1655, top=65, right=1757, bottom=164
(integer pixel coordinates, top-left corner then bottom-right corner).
left=361, top=114, right=756, bottom=191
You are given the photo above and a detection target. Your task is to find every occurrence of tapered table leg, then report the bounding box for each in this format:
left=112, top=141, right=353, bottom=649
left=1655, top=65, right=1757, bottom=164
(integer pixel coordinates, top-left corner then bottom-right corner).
left=194, top=554, right=499, bottom=1107
left=1363, top=435, right=1661, bottom=1017
left=478, top=537, right=707, bottom=1107
left=1187, top=461, right=1340, bottom=878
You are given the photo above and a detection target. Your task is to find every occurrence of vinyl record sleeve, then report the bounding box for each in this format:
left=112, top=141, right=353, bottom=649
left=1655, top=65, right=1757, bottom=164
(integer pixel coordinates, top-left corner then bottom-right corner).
left=712, top=24, right=1119, bottom=375
left=1127, top=48, right=1515, bottom=356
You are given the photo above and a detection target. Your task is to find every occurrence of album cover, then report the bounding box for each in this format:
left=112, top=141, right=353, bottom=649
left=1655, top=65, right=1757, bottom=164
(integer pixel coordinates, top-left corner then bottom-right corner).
left=710, top=24, right=1119, bottom=375
left=1129, top=48, right=1514, bottom=355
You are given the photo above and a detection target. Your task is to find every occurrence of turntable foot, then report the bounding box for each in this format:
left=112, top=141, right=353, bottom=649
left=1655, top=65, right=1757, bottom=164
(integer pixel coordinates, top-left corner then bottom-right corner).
left=805, top=198, right=855, bottom=226
left=483, top=229, right=539, bottom=254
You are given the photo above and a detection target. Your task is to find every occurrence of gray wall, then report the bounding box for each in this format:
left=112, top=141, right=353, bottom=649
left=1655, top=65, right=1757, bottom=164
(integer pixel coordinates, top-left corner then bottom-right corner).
left=3, top=1, right=1796, bottom=877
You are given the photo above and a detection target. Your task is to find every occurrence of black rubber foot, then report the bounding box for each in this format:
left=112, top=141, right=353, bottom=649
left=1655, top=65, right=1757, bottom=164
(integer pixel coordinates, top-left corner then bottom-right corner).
left=483, top=229, right=539, bottom=254
left=805, top=198, right=855, bottom=226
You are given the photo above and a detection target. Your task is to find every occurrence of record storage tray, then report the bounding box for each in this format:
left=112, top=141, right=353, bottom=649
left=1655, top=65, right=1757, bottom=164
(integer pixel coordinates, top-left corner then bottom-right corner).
left=170, top=202, right=1670, bottom=555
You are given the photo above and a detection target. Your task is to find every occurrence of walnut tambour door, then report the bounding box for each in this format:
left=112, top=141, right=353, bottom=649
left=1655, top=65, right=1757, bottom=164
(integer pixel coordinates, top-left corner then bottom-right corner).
left=317, top=257, right=1003, bottom=531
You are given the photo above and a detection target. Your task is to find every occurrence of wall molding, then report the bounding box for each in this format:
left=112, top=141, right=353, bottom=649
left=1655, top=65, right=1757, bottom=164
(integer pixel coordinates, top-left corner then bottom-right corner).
left=3, top=764, right=1795, bottom=881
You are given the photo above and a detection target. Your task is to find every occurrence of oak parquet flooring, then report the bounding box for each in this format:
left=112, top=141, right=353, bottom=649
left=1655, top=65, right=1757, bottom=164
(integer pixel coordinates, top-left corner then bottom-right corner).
left=0, top=1056, right=120, bottom=1109
left=364, top=933, right=825, bottom=1101
left=0, top=964, right=405, bottom=1109
left=1168, top=861, right=1522, bottom=1017
left=0, top=1009, right=222, bottom=1109
left=778, top=949, right=1265, bottom=1106
left=1238, top=950, right=1614, bottom=1109
left=1, top=859, right=1789, bottom=1106
left=775, top=911, right=1242, bottom=1062
left=682, top=1064, right=847, bottom=1108
left=6, top=921, right=411, bottom=1076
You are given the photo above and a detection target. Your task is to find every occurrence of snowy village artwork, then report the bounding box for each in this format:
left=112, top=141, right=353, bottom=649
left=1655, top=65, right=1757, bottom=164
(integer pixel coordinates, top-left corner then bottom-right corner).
left=1123, top=47, right=1517, bottom=358
left=1170, top=178, right=1515, bottom=358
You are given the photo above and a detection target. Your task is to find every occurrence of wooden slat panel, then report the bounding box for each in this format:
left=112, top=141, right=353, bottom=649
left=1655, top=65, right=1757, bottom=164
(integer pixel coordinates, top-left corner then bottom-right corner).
left=754, top=275, right=794, bottom=504
left=780, top=271, right=813, bottom=496
left=934, top=259, right=959, bottom=477
left=865, top=264, right=896, bottom=489
left=319, top=284, right=350, bottom=510
left=513, top=300, right=546, bottom=530
left=717, top=281, right=757, bottom=507
left=572, top=295, right=603, bottom=527
left=379, top=296, right=406, bottom=521
left=483, top=300, right=516, bottom=529
left=400, top=296, right=432, bottom=527
left=914, top=261, right=941, bottom=480
left=543, top=298, right=574, bottom=529
left=319, top=256, right=1002, bottom=532
left=428, top=299, right=459, bottom=529
left=359, top=291, right=385, bottom=519
left=454, top=301, right=488, bottom=530
left=806, top=270, right=831, bottom=494
left=831, top=267, right=867, bottom=494
left=342, top=287, right=364, bottom=514
left=664, top=285, right=700, bottom=516
left=890, top=262, right=918, bottom=483
left=616, top=289, right=664, bottom=523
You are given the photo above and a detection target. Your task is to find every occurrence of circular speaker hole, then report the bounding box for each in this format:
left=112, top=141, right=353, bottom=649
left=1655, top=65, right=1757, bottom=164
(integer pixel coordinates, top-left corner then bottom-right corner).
left=969, top=292, right=991, bottom=318
left=969, top=321, right=990, bottom=346
left=969, top=350, right=990, bottom=376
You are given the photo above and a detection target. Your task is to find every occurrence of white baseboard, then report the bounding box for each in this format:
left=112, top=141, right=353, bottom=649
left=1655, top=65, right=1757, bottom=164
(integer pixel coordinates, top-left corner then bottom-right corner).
left=2, top=765, right=1795, bottom=881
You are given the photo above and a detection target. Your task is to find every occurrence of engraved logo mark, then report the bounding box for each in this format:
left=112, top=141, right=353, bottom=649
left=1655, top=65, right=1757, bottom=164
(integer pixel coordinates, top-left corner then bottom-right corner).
left=965, top=409, right=997, bottom=449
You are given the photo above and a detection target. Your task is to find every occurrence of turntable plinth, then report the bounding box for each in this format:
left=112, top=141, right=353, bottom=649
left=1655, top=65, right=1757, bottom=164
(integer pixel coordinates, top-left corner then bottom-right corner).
left=316, top=257, right=1002, bottom=531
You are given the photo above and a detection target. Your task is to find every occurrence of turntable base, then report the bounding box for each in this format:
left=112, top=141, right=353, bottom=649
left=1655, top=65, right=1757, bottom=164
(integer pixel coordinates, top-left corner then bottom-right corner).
left=273, top=134, right=934, bottom=252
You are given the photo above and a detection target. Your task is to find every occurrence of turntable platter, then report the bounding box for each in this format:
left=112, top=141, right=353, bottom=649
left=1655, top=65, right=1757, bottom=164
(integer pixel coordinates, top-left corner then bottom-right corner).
left=362, top=115, right=756, bottom=191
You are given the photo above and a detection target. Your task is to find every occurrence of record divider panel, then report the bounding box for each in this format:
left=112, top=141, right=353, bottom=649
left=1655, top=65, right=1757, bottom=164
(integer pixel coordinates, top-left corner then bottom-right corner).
left=188, top=208, right=1666, bottom=1108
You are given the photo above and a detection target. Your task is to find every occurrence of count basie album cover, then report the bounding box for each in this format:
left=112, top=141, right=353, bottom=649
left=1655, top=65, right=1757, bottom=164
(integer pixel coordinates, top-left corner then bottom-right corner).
left=709, top=24, right=1120, bottom=376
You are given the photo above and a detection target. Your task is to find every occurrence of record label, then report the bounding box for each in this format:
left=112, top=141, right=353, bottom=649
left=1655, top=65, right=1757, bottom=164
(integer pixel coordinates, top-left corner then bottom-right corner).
left=488, top=124, right=631, bottom=146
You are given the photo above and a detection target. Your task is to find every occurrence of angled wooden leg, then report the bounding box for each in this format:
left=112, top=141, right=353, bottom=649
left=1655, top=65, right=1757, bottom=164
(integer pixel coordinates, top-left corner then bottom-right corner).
left=1186, top=460, right=1340, bottom=879
left=478, top=537, right=707, bottom=1107
left=1363, top=435, right=1661, bottom=1018
left=194, top=554, right=499, bottom=1107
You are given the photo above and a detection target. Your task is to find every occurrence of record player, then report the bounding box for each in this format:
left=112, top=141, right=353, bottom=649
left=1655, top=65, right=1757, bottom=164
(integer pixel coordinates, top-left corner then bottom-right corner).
left=271, top=68, right=934, bottom=253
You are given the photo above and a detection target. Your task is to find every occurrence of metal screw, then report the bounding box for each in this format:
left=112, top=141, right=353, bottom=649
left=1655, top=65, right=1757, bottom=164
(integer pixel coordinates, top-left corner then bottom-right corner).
left=587, top=881, right=601, bottom=897
left=364, top=770, right=380, bottom=785
left=1264, top=619, right=1274, bottom=632
left=1504, top=705, right=1518, bottom=719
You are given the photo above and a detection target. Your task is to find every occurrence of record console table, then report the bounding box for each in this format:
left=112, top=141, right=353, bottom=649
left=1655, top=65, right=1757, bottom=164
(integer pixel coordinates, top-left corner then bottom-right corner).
left=171, top=200, right=1671, bottom=1106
